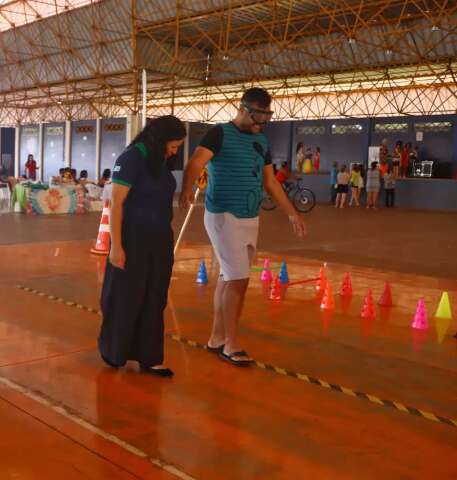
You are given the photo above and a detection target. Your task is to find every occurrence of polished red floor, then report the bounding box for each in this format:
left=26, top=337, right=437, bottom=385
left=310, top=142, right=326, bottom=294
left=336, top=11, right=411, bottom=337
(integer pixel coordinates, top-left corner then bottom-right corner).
left=0, top=209, right=456, bottom=479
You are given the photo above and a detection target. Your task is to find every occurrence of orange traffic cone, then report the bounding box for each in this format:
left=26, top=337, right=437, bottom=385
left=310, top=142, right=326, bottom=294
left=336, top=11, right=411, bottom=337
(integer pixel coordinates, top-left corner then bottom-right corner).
left=270, top=275, right=281, bottom=300
left=340, top=272, right=352, bottom=297
left=361, top=289, right=376, bottom=319
left=320, top=282, right=335, bottom=310
left=315, top=266, right=327, bottom=293
left=90, top=200, right=110, bottom=255
left=378, top=282, right=393, bottom=307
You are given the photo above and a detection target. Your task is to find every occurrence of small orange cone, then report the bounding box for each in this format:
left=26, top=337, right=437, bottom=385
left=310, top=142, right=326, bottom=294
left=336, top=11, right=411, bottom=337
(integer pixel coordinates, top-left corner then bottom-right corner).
left=90, top=200, right=110, bottom=255
left=378, top=282, right=393, bottom=307
left=315, top=266, right=327, bottom=293
left=320, top=282, right=335, bottom=310
left=340, top=272, right=352, bottom=297
left=361, top=289, right=376, bottom=319
left=270, top=275, right=281, bottom=300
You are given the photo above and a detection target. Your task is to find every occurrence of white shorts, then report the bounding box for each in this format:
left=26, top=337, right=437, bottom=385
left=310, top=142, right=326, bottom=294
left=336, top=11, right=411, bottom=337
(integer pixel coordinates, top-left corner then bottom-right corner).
left=204, top=210, right=259, bottom=281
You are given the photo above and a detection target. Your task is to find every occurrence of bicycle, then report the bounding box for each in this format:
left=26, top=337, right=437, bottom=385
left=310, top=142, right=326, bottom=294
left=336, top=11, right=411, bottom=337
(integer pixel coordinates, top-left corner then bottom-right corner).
left=261, top=178, right=316, bottom=213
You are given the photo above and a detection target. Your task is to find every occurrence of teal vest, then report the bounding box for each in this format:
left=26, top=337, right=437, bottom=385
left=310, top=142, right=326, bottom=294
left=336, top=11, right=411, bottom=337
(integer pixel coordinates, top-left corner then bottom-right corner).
left=205, top=123, right=269, bottom=218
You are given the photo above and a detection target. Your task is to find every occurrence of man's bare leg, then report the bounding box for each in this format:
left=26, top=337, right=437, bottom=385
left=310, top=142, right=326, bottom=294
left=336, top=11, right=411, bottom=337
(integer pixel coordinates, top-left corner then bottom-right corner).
left=208, top=275, right=226, bottom=348
left=222, top=278, right=250, bottom=359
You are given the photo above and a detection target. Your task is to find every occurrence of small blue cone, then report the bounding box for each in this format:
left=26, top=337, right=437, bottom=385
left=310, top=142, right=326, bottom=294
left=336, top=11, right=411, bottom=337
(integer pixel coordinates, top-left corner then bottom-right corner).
left=279, top=262, right=289, bottom=284
left=196, top=261, right=208, bottom=284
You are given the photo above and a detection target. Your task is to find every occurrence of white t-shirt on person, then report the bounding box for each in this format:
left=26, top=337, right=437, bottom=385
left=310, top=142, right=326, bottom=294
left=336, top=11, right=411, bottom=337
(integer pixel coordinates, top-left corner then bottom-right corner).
left=337, top=172, right=350, bottom=185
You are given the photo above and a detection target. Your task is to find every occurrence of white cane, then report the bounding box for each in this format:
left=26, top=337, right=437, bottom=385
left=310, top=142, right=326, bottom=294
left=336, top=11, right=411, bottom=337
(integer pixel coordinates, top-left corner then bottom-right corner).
left=174, top=188, right=200, bottom=255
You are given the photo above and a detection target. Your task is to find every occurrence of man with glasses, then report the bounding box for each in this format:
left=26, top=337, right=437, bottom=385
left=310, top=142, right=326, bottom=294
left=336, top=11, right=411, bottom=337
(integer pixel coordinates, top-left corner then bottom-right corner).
left=180, top=87, right=306, bottom=366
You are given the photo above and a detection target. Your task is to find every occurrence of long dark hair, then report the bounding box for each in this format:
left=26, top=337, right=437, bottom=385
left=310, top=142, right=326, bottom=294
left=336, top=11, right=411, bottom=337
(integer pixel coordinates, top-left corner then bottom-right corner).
left=130, top=115, right=186, bottom=178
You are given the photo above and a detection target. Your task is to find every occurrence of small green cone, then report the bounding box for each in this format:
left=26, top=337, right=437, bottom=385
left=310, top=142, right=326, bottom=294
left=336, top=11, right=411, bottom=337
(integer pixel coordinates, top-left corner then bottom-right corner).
left=434, top=292, right=452, bottom=319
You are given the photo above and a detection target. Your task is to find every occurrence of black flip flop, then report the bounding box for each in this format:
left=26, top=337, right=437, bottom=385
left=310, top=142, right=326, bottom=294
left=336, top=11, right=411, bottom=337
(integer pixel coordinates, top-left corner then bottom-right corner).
left=219, top=350, right=254, bottom=366
left=140, top=365, right=174, bottom=377
left=206, top=344, right=225, bottom=354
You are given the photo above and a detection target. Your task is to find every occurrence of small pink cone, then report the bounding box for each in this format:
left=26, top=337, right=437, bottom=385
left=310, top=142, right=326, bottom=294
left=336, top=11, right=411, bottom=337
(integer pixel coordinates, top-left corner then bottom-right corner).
left=412, top=298, right=428, bottom=330
left=261, top=259, right=273, bottom=282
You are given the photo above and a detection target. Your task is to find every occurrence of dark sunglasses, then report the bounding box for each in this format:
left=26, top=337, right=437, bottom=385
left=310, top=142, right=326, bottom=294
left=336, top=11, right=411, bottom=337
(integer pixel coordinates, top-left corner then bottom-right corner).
left=241, top=102, right=274, bottom=124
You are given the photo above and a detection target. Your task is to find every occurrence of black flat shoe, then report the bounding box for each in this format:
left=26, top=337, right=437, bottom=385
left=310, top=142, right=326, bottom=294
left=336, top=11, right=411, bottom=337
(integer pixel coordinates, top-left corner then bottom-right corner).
left=101, top=354, right=120, bottom=369
left=140, top=365, right=174, bottom=377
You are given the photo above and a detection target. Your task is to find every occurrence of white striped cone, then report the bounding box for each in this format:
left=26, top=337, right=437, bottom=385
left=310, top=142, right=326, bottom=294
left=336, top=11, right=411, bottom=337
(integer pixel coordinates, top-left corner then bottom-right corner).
left=90, top=200, right=110, bottom=255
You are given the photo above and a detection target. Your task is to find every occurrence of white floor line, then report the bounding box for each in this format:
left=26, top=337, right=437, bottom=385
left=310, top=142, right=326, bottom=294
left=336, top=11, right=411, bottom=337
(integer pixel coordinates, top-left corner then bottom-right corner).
left=0, top=375, right=197, bottom=480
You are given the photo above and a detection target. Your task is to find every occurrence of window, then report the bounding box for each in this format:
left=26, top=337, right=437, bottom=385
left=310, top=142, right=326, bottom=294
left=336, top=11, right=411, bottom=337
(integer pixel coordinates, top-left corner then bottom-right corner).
left=415, top=121, right=452, bottom=133
left=331, top=124, right=363, bottom=135
left=296, top=125, right=325, bottom=135
left=374, top=123, right=408, bottom=133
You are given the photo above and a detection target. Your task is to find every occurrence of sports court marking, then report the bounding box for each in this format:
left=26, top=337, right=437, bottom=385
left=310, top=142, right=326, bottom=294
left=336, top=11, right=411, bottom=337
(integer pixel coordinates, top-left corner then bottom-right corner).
left=15, top=284, right=457, bottom=430
left=0, top=375, right=197, bottom=480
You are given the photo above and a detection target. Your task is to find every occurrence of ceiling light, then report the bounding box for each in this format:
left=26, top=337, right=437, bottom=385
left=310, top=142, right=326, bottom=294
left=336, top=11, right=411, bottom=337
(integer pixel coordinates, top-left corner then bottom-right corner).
left=348, top=37, right=356, bottom=45
left=385, top=49, right=393, bottom=56
left=431, top=25, right=440, bottom=32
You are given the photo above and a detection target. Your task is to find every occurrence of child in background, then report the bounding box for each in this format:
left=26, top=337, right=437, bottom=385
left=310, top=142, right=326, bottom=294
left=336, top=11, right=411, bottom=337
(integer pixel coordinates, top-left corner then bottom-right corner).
left=275, top=161, right=293, bottom=187
left=349, top=164, right=361, bottom=207
left=330, top=161, right=338, bottom=204
left=335, top=165, right=350, bottom=208
left=384, top=166, right=396, bottom=208
left=366, top=162, right=381, bottom=209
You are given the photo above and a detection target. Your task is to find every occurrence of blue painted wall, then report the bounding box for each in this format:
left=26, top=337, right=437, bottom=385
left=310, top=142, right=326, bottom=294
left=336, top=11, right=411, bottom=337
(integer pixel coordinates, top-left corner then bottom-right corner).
left=20, top=125, right=39, bottom=177
left=43, top=123, right=65, bottom=181
left=71, top=120, right=97, bottom=180
left=0, top=128, right=14, bottom=176
left=100, top=118, right=126, bottom=177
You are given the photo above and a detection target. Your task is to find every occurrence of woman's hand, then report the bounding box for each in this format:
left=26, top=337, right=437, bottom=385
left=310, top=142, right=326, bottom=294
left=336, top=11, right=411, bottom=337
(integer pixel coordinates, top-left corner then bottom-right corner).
left=110, top=246, right=126, bottom=270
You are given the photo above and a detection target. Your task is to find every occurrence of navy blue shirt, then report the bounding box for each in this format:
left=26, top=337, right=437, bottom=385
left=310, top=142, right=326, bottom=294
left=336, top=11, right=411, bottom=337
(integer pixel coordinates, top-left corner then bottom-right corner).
left=112, top=143, right=176, bottom=232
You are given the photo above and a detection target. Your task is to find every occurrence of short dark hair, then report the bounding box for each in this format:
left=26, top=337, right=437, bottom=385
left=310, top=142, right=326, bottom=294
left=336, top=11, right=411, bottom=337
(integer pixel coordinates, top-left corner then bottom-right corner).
left=241, top=88, right=272, bottom=108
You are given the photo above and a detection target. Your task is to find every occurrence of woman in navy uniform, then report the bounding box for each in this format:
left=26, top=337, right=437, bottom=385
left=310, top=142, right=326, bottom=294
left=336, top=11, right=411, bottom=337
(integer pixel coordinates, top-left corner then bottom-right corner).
left=99, top=116, right=186, bottom=377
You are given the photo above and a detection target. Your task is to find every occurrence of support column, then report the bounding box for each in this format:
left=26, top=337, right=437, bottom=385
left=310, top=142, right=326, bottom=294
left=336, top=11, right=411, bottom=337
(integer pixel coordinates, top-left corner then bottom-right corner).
left=38, top=123, right=44, bottom=181
left=64, top=120, right=71, bottom=167
left=183, top=121, right=190, bottom=167
left=126, top=113, right=140, bottom=146
left=14, top=125, right=20, bottom=177
left=142, top=69, right=147, bottom=128
left=95, top=118, right=101, bottom=181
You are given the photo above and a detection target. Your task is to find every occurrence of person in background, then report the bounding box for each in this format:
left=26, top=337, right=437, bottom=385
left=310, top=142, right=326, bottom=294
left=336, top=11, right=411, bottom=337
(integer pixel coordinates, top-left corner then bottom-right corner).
left=401, top=142, right=411, bottom=177
left=62, top=167, right=76, bottom=185
left=71, top=169, right=77, bottom=182
left=98, top=168, right=111, bottom=187
left=78, top=170, right=89, bottom=185
left=379, top=138, right=389, bottom=165
left=384, top=165, right=396, bottom=208
left=25, top=154, right=39, bottom=181
left=349, top=164, right=361, bottom=207
left=330, top=161, right=338, bottom=204
left=295, top=142, right=305, bottom=173
left=335, top=165, right=350, bottom=208
left=392, top=141, right=402, bottom=177
left=275, top=161, right=297, bottom=189
left=366, top=162, right=381, bottom=209
left=313, top=147, right=321, bottom=172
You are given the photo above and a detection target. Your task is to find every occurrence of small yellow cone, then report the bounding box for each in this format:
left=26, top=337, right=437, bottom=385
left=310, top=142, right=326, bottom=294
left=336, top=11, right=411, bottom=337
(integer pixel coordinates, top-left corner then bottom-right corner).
left=434, top=292, right=452, bottom=319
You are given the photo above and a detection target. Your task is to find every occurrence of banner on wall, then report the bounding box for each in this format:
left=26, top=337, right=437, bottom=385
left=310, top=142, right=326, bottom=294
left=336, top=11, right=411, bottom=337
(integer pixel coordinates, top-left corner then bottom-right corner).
left=368, top=146, right=380, bottom=167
